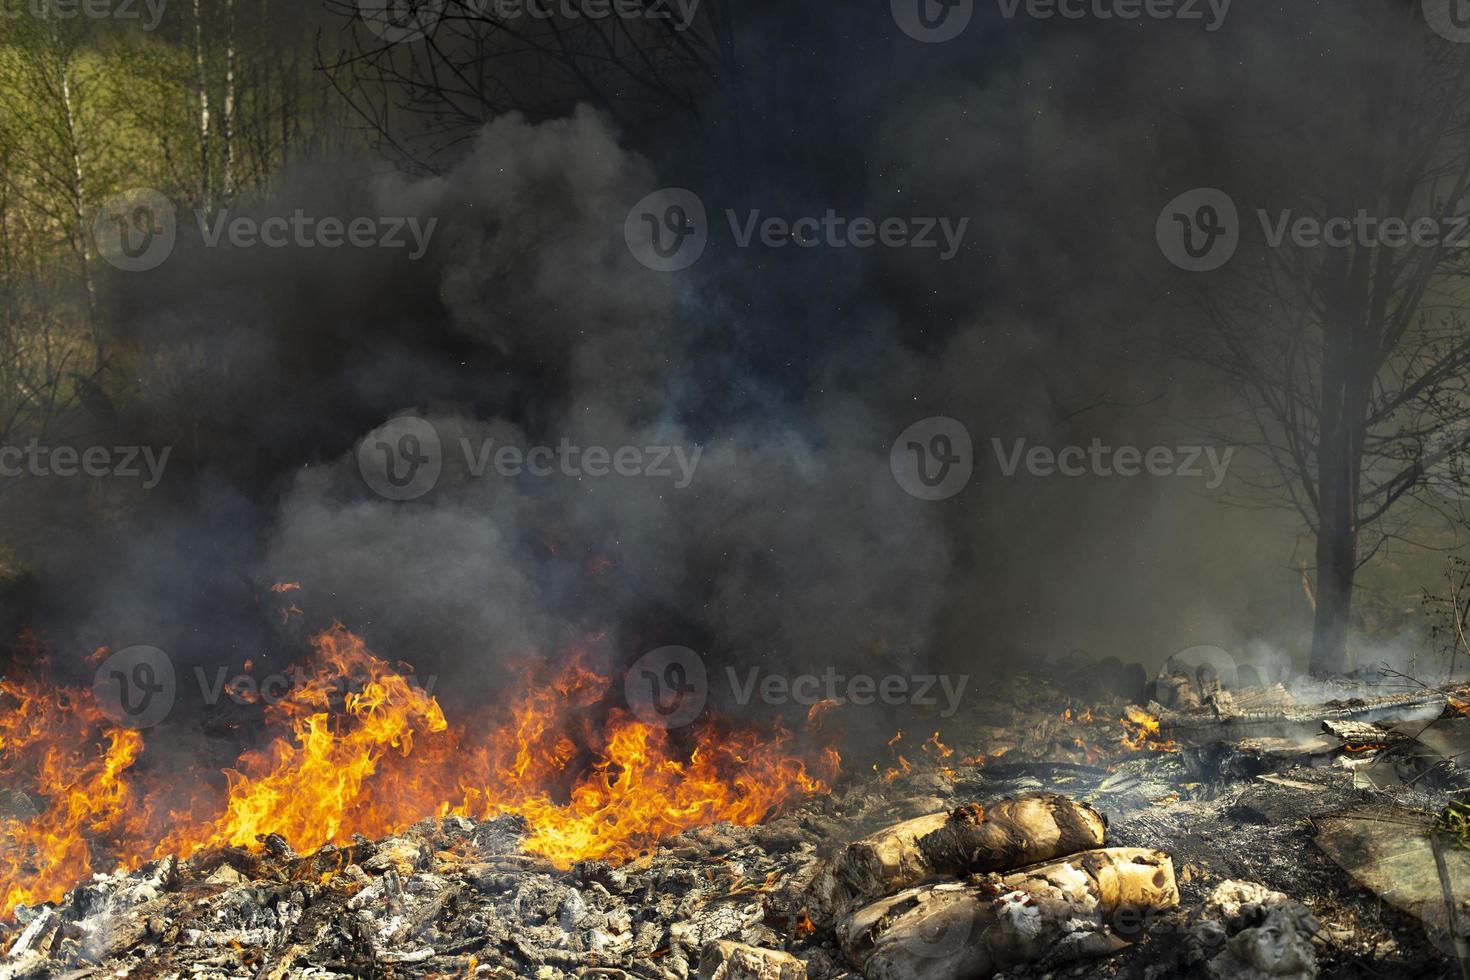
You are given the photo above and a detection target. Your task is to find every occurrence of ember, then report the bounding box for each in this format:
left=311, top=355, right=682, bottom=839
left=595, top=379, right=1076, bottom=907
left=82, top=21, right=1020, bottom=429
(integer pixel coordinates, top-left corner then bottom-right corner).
left=1119, top=704, right=1178, bottom=753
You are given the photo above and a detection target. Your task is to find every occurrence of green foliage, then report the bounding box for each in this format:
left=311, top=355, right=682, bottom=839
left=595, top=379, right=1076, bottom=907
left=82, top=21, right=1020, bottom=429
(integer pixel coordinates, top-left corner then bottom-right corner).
left=0, top=0, right=352, bottom=451
left=1436, top=802, right=1470, bottom=850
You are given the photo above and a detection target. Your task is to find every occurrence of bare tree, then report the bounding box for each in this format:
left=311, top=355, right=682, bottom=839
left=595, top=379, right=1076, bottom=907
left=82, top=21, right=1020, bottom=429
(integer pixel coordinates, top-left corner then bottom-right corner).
left=1177, top=4, right=1470, bottom=676
left=317, top=0, right=735, bottom=174
left=1426, top=555, right=1470, bottom=682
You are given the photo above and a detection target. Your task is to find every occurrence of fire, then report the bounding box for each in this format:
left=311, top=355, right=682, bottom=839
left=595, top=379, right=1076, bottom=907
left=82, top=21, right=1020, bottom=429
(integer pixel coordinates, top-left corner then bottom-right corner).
left=1119, top=705, right=1178, bottom=753
left=1341, top=742, right=1389, bottom=754
left=804, top=698, right=839, bottom=731
left=0, top=660, right=150, bottom=911
left=922, top=731, right=953, bottom=760
left=0, top=627, right=839, bottom=913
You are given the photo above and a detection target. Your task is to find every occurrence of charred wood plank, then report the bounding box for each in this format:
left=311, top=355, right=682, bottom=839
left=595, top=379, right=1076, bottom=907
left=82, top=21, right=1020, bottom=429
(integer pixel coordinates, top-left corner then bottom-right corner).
left=1159, top=688, right=1453, bottom=742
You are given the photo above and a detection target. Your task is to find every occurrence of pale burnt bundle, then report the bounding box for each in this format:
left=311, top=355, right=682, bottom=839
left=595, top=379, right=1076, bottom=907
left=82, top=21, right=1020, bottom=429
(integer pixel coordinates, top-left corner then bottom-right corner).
left=807, top=793, right=1108, bottom=925
left=837, top=848, right=1179, bottom=980
left=808, top=794, right=1179, bottom=980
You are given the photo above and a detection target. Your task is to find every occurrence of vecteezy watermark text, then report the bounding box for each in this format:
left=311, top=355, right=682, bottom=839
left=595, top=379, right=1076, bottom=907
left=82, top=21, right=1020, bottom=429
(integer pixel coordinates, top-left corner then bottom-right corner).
left=2, top=0, right=167, bottom=29
left=358, top=0, right=700, bottom=45
left=620, top=645, right=970, bottom=731
left=890, top=417, right=1237, bottom=500
left=94, top=190, right=439, bottom=271
left=358, top=415, right=703, bottom=501
left=196, top=210, right=438, bottom=261
left=891, top=0, right=1229, bottom=44
left=1158, top=187, right=1470, bottom=272
left=727, top=666, right=969, bottom=718
left=994, top=0, right=1229, bottom=28
left=195, top=664, right=439, bottom=709
left=475, top=0, right=699, bottom=26
left=725, top=210, right=969, bottom=261
left=91, top=645, right=439, bottom=730
left=990, top=438, right=1235, bottom=488
left=0, top=440, right=170, bottom=488
left=624, top=188, right=969, bottom=271
left=462, top=438, right=702, bottom=487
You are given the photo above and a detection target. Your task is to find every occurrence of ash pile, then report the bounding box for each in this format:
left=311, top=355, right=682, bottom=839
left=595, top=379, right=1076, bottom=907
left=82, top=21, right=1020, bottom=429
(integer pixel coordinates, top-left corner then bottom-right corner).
left=7, top=664, right=1470, bottom=980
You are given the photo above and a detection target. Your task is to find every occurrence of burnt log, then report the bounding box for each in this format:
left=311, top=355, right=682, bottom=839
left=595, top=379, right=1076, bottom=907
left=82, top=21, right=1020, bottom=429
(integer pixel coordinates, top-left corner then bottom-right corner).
left=808, top=794, right=1107, bottom=926
left=837, top=848, right=1179, bottom=980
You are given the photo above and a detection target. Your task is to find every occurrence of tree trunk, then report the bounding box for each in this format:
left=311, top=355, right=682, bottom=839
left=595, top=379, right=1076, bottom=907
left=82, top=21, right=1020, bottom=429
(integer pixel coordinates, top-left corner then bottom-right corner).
left=193, top=0, right=212, bottom=207
left=55, top=46, right=96, bottom=330
left=1310, top=517, right=1356, bottom=677
left=1309, top=247, right=1364, bottom=679
left=221, top=0, right=235, bottom=200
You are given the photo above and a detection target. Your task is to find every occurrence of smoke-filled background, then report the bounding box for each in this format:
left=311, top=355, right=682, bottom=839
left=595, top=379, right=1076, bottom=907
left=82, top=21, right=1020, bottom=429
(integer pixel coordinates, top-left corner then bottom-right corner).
left=1, top=0, right=1466, bottom=724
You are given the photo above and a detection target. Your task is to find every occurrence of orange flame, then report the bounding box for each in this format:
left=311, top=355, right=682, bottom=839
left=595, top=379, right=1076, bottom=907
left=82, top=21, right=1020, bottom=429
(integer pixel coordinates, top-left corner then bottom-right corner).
left=0, top=627, right=839, bottom=913
left=922, top=732, right=953, bottom=760
left=0, top=664, right=150, bottom=911
left=1119, top=705, right=1178, bottom=753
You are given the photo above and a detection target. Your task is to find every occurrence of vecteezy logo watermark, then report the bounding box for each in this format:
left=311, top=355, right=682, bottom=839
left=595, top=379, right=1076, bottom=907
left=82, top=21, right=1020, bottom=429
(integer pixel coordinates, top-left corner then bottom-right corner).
left=1160, top=188, right=1470, bottom=272
left=892, top=421, right=1236, bottom=499
left=92, top=646, right=176, bottom=729
left=625, top=189, right=970, bottom=271
left=94, top=189, right=176, bottom=272
left=727, top=667, right=970, bottom=718
left=358, top=415, right=705, bottom=501
left=93, top=647, right=440, bottom=729
left=1156, top=187, right=1239, bottom=272
left=893, top=0, right=1228, bottom=42
left=624, top=646, right=708, bottom=729
left=195, top=663, right=439, bottom=708
left=624, top=188, right=708, bottom=272
left=358, top=415, right=444, bottom=501
left=358, top=0, right=445, bottom=43
left=892, top=0, right=974, bottom=43
left=0, top=440, right=171, bottom=488
left=1424, top=0, right=1470, bottom=43
left=2, top=0, right=168, bottom=28
left=891, top=417, right=975, bottom=501
left=196, top=210, right=438, bottom=260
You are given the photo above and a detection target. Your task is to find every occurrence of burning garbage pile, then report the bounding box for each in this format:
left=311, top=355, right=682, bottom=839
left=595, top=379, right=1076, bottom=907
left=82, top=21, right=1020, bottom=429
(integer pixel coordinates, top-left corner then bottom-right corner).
left=0, top=625, right=837, bottom=924
left=5, top=644, right=1470, bottom=979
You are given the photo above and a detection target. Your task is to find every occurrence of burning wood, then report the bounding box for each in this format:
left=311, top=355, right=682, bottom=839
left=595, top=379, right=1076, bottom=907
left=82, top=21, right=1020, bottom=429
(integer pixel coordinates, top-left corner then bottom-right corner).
left=0, top=626, right=841, bottom=912
left=1120, top=705, right=1178, bottom=752
left=4, top=655, right=1470, bottom=978
left=836, top=848, right=1179, bottom=980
